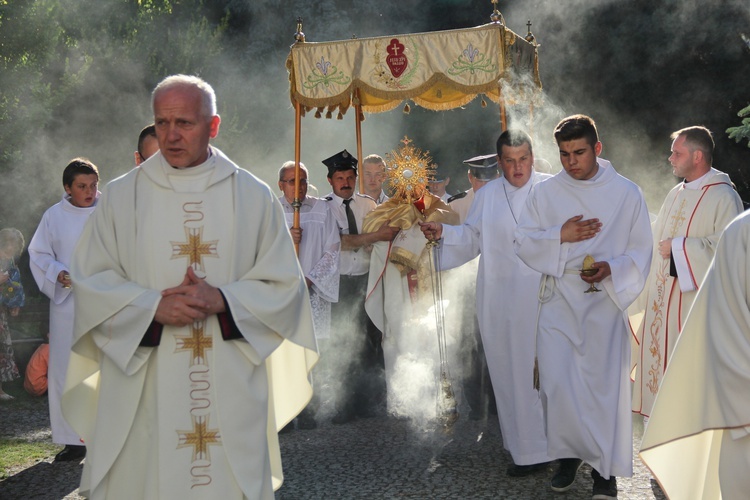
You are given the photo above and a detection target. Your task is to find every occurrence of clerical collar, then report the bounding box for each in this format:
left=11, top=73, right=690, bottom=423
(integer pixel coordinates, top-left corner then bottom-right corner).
left=683, top=169, right=711, bottom=190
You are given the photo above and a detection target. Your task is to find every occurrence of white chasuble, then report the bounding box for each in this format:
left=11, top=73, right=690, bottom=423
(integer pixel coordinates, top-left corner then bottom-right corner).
left=440, top=173, right=552, bottom=466
left=514, top=159, right=652, bottom=478
left=640, top=210, right=750, bottom=499
left=63, top=149, right=317, bottom=500
left=631, top=168, right=742, bottom=417
left=28, top=194, right=97, bottom=445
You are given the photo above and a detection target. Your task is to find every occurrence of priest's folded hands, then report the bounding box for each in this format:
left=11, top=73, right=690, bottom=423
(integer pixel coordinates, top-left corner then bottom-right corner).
left=156, top=266, right=226, bottom=326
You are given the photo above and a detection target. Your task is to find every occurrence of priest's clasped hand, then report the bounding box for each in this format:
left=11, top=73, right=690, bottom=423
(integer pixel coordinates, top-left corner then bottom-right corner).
left=561, top=215, right=601, bottom=243
left=155, top=267, right=226, bottom=327
left=418, top=221, right=443, bottom=241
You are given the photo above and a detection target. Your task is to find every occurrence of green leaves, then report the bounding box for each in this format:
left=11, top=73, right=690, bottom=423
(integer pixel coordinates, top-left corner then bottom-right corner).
left=727, top=104, right=750, bottom=148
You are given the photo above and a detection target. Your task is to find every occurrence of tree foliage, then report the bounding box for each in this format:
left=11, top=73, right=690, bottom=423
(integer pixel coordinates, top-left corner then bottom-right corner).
left=727, top=104, right=750, bottom=148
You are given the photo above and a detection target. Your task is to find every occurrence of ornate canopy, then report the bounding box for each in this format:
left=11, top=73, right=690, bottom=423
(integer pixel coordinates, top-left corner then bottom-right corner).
left=286, top=22, right=541, bottom=119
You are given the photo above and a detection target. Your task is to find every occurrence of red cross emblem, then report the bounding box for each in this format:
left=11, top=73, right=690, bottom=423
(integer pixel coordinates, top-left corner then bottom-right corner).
left=386, top=38, right=408, bottom=78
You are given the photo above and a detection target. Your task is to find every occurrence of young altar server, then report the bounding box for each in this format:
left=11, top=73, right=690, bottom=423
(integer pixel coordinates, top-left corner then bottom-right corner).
left=514, top=115, right=652, bottom=499
left=29, top=157, right=100, bottom=462
left=420, top=130, right=553, bottom=476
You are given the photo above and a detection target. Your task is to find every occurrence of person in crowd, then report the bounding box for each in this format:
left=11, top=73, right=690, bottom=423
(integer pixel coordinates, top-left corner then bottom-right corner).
left=640, top=210, right=750, bottom=499
left=29, top=157, right=100, bottom=462
left=419, top=131, right=553, bottom=475
left=514, top=115, right=652, bottom=499
left=135, top=124, right=159, bottom=166
left=427, top=168, right=452, bottom=204
left=364, top=151, right=458, bottom=423
left=62, top=74, right=317, bottom=499
left=447, top=154, right=500, bottom=223
left=631, top=125, right=743, bottom=419
left=278, top=160, right=339, bottom=429
left=0, top=227, right=25, bottom=401
left=360, top=154, right=389, bottom=204
left=444, top=154, right=500, bottom=421
left=323, top=149, right=399, bottom=424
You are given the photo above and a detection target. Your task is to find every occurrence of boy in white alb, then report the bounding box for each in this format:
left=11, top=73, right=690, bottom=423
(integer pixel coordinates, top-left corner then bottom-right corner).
left=29, top=158, right=100, bottom=462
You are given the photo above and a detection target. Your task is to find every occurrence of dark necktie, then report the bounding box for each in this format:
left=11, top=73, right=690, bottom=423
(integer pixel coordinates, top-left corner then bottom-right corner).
left=343, top=199, right=358, bottom=235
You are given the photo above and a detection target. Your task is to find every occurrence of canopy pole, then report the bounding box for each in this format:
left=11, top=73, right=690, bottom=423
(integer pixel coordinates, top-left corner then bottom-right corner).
left=354, top=89, right=365, bottom=194
left=293, top=100, right=302, bottom=254
left=499, top=100, right=508, bottom=131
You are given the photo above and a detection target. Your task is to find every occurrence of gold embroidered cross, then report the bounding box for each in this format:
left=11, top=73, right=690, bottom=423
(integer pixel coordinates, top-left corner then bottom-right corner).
left=668, top=199, right=687, bottom=237
left=175, top=321, right=212, bottom=366
left=171, top=227, right=218, bottom=272
left=177, top=415, right=221, bottom=462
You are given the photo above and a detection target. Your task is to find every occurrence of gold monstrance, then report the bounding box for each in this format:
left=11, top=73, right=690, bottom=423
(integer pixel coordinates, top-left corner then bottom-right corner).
left=385, top=136, right=434, bottom=205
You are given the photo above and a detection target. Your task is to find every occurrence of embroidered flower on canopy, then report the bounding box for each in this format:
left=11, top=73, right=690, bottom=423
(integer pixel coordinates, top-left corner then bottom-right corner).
left=447, top=43, right=497, bottom=76
left=303, top=56, right=351, bottom=91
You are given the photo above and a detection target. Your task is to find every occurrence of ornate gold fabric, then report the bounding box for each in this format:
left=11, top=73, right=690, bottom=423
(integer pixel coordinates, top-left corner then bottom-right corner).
left=363, top=193, right=458, bottom=274
left=287, top=23, right=541, bottom=117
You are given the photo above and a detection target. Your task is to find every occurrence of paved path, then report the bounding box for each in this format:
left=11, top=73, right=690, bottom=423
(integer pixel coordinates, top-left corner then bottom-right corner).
left=1, top=394, right=665, bottom=499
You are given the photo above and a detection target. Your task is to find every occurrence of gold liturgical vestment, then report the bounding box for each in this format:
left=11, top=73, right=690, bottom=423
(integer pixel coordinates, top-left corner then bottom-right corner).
left=364, top=193, right=458, bottom=420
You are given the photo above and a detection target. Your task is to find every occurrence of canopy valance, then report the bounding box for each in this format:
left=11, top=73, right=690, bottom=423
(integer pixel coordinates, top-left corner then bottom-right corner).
left=286, top=22, right=541, bottom=118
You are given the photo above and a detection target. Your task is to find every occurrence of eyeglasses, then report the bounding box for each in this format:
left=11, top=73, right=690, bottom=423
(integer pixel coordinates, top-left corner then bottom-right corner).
left=281, top=179, right=308, bottom=185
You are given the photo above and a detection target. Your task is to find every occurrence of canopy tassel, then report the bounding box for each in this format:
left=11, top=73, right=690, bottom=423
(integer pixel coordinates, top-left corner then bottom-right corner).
left=403, top=103, right=411, bottom=114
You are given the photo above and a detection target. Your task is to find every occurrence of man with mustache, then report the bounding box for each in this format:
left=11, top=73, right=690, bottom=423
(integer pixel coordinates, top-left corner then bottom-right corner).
left=323, top=150, right=399, bottom=424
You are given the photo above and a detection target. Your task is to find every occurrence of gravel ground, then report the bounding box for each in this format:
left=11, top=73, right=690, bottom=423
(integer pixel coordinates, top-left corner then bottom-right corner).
left=0, top=384, right=666, bottom=500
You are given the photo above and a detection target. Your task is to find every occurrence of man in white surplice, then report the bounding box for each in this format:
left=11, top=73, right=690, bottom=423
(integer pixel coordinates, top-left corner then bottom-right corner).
left=631, top=126, right=743, bottom=419
left=277, top=161, right=340, bottom=339
left=514, top=115, right=652, bottom=498
left=420, top=130, right=552, bottom=477
left=62, top=75, right=317, bottom=500
left=278, top=161, right=339, bottom=427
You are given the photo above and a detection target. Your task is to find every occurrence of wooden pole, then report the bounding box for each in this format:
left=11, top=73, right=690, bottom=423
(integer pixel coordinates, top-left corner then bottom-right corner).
left=354, top=89, right=365, bottom=194
left=293, top=100, right=302, bottom=254
left=499, top=100, right=508, bottom=132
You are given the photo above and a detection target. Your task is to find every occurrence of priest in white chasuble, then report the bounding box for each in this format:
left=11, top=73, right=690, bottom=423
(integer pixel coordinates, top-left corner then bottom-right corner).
left=640, top=210, right=750, bottom=499
left=62, top=75, right=317, bottom=500
left=514, top=115, right=652, bottom=498
left=363, top=138, right=458, bottom=422
left=631, top=125, right=743, bottom=419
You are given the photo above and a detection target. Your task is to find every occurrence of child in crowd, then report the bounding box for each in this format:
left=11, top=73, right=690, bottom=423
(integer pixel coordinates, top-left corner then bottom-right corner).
left=0, top=228, right=25, bottom=401
left=29, top=157, right=100, bottom=462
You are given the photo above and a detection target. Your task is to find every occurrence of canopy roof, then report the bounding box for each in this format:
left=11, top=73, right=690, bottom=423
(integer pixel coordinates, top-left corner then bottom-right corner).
left=286, top=22, right=541, bottom=118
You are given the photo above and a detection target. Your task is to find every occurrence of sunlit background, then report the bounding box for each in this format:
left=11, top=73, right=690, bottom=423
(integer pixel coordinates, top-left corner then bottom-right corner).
left=2, top=0, right=749, bottom=295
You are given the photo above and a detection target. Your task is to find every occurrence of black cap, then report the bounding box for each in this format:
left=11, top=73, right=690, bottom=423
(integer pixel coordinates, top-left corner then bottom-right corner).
left=430, top=163, right=450, bottom=183
left=322, top=149, right=358, bottom=176
left=463, top=154, right=499, bottom=181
